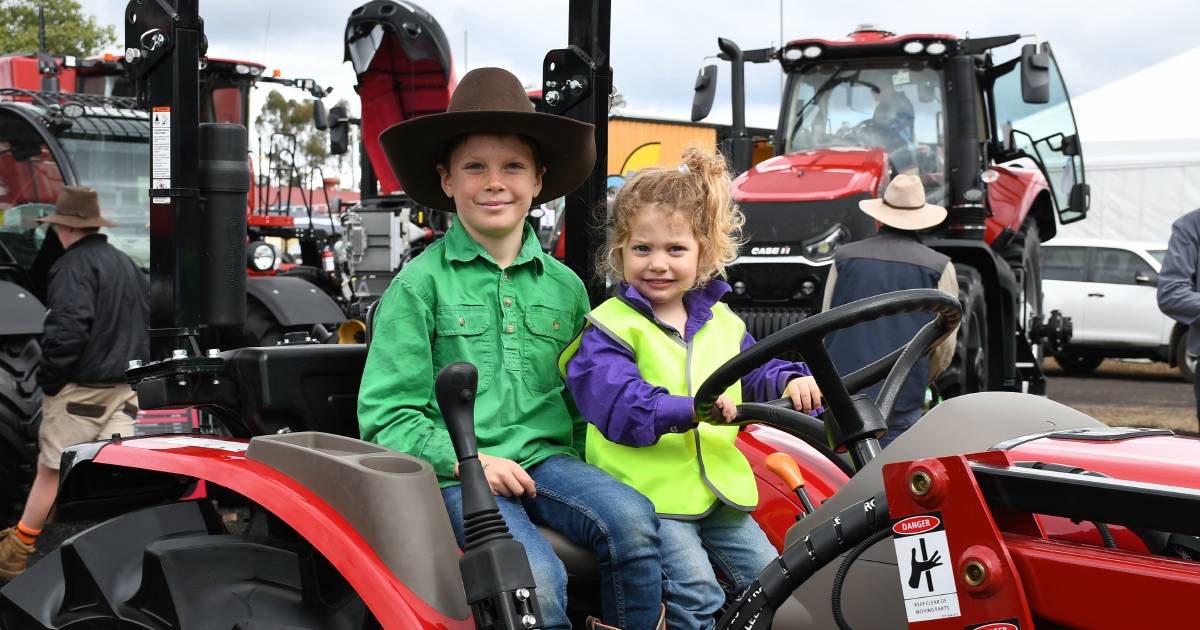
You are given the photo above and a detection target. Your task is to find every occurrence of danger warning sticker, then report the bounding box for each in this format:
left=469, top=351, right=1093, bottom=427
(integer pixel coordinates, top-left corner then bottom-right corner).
left=151, top=106, right=171, bottom=182
left=892, top=512, right=960, bottom=623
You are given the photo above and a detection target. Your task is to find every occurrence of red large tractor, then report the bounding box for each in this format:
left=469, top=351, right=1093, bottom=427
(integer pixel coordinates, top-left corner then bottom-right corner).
left=1, top=3, right=1198, bottom=630
left=692, top=27, right=1087, bottom=399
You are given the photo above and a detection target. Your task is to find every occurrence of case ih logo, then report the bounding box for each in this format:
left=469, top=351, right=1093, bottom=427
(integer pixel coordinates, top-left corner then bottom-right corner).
left=970, top=624, right=1019, bottom=630
left=749, top=246, right=791, bottom=255
left=893, top=515, right=941, bottom=535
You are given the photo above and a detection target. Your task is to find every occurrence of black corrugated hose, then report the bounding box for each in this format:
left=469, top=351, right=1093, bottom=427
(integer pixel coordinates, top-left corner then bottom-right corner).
left=831, top=526, right=894, bottom=630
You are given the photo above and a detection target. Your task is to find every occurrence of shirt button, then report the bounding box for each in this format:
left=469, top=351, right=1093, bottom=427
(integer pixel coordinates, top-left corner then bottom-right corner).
left=504, top=297, right=513, bottom=307
left=458, top=316, right=465, bottom=327
left=502, top=272, right=510, bottom=281
left=552, top=321, right=560, bottom=330
left=506, top=323, right=515, bottom=334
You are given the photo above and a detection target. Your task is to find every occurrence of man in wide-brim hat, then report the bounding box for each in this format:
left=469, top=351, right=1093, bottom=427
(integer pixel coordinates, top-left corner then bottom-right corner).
left=358, top=67, right=666, bottom=630
left=821, top=173, right=960, bottom=445
left=0, top=186, right=148, bottom=579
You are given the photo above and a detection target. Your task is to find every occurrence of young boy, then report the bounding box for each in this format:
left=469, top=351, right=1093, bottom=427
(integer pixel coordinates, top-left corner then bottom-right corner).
left=358, top=67, right=664, bottom=630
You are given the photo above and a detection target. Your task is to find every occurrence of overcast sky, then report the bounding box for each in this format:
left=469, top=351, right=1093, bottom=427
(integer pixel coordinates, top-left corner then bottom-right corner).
left=84, top=0, right=1197, bottom=137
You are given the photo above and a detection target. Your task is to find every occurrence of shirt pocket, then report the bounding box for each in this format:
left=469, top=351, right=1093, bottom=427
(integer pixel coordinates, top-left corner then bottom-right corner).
left=523, top=304, right=576, bottom=393
left=433, top=305, right=495, bottom=394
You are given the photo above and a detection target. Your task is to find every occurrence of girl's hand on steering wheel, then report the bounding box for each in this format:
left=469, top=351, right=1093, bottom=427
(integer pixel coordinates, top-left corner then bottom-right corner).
left=785, top=376, right=823, bottom=414
left=713, top=394, right=738, bottom=423
left=455, top=453, right=537, bottom=498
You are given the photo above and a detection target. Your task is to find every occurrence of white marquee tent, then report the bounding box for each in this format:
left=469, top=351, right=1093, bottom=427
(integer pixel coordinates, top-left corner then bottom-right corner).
left=1054, top=46, right=1200, bottom=242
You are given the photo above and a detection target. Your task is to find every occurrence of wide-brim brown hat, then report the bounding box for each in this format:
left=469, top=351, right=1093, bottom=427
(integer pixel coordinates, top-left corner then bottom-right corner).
left=37, top=186, right=116, bottom=228
left=858, top=173, right=946, bottom=231
left=379, top=67, right=596, bottom=212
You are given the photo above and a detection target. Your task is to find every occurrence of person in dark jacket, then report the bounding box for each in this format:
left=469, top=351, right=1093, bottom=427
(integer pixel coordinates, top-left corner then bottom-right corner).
left=1157, top=208, right=1200, bottom=427
left=822, top=174, right=958, bottom=446
left=0, top=186, right=149, bottom=579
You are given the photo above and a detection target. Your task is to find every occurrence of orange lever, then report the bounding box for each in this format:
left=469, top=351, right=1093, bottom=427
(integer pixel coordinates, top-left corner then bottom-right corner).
left=765, top=452, right=805, bottom=491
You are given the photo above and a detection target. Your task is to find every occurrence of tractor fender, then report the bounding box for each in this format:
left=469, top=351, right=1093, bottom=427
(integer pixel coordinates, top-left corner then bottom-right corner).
left=246, top=275, right=346, bottom=327
left=926, top=238, right=1022, bottom=391
left=779, top=392, right=1106, bottom=629
left=0, top=279, right=45, bottom=336
left=54, top=434, right=472, bottom=628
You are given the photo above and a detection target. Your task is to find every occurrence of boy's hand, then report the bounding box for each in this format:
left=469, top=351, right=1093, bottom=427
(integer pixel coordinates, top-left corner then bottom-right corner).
left=785, top=376, right=823, bottom=414
left=713, top=394, right=738, bottom=423
left=456, top=453, right=537, bottom=498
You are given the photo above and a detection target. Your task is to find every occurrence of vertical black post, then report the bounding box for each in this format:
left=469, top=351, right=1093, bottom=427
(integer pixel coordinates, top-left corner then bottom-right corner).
left=544, top=0, right=611, bottom=305
left=719, top=38, right=752, bottom=174
left=943, top=51, right=985, bottom=241
left=125, top=0, right=203, bottom=359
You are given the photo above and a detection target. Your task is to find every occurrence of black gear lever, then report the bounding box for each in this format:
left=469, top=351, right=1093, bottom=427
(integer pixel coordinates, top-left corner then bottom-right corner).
left=436, top=362, right=543, bottom=630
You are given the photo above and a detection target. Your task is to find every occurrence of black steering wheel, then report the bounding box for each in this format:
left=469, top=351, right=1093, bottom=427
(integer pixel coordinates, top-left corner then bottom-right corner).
left=693, top=288, right=961, bottom=473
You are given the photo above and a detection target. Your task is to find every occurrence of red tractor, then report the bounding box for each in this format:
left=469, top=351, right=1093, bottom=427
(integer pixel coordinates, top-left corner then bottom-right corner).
left=692, top=27, right=1086, bottom=399
left=1, top=3, right=1198, bottom=630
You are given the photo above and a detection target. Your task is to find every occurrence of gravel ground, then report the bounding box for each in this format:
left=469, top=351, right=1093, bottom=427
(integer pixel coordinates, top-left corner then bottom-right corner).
left=1043, top=357, right=1199, bottom=435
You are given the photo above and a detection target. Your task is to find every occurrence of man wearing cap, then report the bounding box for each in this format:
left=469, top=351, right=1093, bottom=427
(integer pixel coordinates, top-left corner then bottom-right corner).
left=0, top=186, right=149, bottom=579
left=822, top=174, right=958, bottom=445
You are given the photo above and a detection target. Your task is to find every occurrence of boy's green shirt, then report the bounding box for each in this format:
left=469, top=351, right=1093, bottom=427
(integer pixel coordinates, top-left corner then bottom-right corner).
left=358, top=217, right=591, bottom=487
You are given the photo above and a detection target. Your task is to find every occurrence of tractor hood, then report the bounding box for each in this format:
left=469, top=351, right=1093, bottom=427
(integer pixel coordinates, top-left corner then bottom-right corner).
left=344, top=0, right=454, bottom=195
left=733, top=148, right=888, bottom=204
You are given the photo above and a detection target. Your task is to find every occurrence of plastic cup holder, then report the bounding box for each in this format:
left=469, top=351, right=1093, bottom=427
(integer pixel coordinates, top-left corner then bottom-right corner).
left=357, top=455, right=425, bottom=475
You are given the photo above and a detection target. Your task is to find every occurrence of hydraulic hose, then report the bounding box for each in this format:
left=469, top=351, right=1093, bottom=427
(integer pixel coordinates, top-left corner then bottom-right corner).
left=716, top=492, right=891, bottom=630
left=831, top=527, right=894, bottom=630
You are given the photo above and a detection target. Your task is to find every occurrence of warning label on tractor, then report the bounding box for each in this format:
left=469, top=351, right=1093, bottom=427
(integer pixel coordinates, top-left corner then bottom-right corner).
left=965, top=620, right=1020, bottom=630
left=151, top=107, right=171, bottom=182
left=892, top=512, right=960, bottom=623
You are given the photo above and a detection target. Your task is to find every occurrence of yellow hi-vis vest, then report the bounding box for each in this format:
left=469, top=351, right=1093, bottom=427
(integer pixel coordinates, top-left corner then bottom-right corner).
left=559, top=297, right=759, bottom=518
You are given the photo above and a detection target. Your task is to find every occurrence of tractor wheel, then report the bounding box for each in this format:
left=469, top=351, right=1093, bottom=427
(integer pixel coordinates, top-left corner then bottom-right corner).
left=243, top=298, right=286, bottom=347
left=1053, top=352, right=1104, bottom=375
left=0, top=501, right=372, bottom=629
left=1004, top=218, right=1045, bottom=362
left=0, top=336, right=41, bottom=525
left=1176, top=332, right=1196, bottom=383
left=935, top=265, right=988, bottom=399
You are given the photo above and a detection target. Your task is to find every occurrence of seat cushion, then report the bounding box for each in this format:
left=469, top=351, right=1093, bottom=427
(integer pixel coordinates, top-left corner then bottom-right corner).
left=537, top=525, right=599, bottom=582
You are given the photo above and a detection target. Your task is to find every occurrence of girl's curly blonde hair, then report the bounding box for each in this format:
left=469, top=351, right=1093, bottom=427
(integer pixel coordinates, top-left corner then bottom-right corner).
left=601, top=146, right=745, bottom=287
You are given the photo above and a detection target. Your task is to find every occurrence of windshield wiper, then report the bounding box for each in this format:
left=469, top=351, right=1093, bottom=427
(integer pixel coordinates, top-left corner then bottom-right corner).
left=789, top=65, right=851, bottom=145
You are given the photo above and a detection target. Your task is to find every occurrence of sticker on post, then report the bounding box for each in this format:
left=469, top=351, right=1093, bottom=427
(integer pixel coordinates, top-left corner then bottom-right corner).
left=892, top=512, right=960, bottom=622
left=152, top=106, right=171, bottom=182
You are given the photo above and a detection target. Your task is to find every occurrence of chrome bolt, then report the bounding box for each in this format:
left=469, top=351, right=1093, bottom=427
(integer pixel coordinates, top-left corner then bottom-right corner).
left=544, top=90, right=562, bottom=106
left=171, top=349, right=187, bottom=360
left=963, top=560, right=986, bottom=586
left=521, top=615, right=537, bottom=629
left=515, top=587, right=530, bottom=601
left=128, top=359, right=143, bottom=369
left=124, top=47, right=142, bottom=63
left=206, top=348, right=220, bottom=358
left=909, top=470, right=932, bottom=497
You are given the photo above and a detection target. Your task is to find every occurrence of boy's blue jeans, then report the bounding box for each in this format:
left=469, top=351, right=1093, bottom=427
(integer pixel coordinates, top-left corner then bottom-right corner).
left=659, top=505, right=778, bottom=630
left=441, top=455, right=662, bottom=629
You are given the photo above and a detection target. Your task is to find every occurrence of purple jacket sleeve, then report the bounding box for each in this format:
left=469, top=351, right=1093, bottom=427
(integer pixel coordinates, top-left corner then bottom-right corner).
left=740, top=332, right=813, bottom=402
left=565, top=326, right=696, bottom=447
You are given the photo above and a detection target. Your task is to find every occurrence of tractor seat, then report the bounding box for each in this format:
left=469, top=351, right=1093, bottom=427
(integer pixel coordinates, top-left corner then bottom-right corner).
left=364, top=300, right=602, bottom=583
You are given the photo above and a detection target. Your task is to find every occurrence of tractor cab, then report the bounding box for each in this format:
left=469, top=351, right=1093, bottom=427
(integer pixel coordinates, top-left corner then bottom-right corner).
left=694, top=27, right=1088, bottom=397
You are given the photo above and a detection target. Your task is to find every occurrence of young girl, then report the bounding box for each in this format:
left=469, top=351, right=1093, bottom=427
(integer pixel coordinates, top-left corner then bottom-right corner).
left=562, top=147, right=822, bottom=629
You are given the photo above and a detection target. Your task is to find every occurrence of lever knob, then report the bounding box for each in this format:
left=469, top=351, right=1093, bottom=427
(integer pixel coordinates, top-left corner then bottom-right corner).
left=435, top=362, right=478, bottom=462
left=765, top=452, right=806, bottom=492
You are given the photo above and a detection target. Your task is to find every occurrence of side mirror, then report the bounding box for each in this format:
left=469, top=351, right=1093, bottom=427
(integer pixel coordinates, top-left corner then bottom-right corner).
left=329, top=105, right=349, bottom=156
left=1020, top=43, right=1051, bottom=105
left=691, top=64, right=718, bottom=122
left=313, top=100, right=328, bottom=131
left=1134, top=271, right=1158, bottom=287
left=1059, top=181, right=1090, bottom=224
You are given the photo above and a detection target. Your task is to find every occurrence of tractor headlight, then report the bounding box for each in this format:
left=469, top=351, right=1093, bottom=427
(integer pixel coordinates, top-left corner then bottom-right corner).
left=783, top=47, right=804, bottom=61
left=802, top=45, right=823, bottom=59
left=247, top=241, right=276, bottom=271
left=925, top=41, right=947, bottom=55
left=803, top=224, right=850, bottom=261
left=903, top=41, right=925, bottom=55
